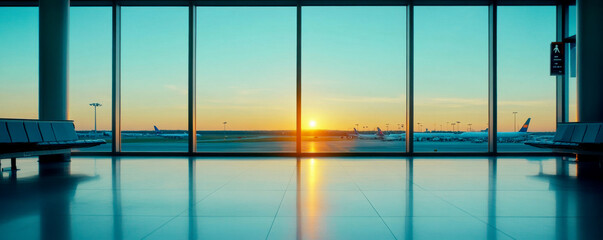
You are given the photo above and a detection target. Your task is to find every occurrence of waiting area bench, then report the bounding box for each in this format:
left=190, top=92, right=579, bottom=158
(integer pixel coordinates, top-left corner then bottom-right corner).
left=0, top=119, right=105, bottom=171
left=525, top=122, right=603, bottom=156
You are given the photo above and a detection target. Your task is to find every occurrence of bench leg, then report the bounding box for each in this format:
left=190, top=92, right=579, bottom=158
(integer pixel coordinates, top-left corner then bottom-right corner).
left=11, top=158, right=16, bottom=171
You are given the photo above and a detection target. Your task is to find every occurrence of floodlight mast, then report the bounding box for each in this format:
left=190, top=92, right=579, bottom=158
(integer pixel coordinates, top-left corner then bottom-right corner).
left=223, top=121, right=228, bottom=140
left=90, top=103, right=102, bottom=138
left=513, top=112, right=518, bottom=132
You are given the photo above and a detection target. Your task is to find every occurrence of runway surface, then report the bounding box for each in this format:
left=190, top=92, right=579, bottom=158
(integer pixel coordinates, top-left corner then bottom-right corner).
left=76, top=140, right=549, bottom=153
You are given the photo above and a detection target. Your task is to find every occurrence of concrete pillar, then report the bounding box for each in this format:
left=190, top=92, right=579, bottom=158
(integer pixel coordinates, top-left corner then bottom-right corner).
left=577, top=0, right=603, bottom=123
left=39, top=0, right=70, bottom=162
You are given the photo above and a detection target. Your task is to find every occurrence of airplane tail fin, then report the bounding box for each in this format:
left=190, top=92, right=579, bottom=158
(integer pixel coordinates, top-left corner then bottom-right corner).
left=354, top=128, right=359, bottom=135
left=377, top=127, right=384, bottom=136
left=518, top=118, right=531, bottom=132
left=154, top=125, right=161, bottom=134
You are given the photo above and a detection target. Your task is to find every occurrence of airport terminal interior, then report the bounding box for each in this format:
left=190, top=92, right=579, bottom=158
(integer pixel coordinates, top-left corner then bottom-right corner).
left=2, top=0, right=603, bottom=239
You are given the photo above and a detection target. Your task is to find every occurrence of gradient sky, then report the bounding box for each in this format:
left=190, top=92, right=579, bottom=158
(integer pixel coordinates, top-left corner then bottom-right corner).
left=0, top=6, right=560, bottom=132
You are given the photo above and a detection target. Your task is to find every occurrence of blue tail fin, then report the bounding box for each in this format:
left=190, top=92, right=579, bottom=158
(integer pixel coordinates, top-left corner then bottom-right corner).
left=354, top=128, right=359, bottom=135
left=377, top=127, right=384, bottom=136
left=154, top=125, right=161, bottom=134
left=518, top=118, right=531, bottom=132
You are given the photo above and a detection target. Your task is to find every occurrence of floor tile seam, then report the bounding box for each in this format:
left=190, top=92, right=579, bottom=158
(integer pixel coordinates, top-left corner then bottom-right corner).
left=140, top=170, right=249, bottom=239
left=357, top=188, right=399, bottom=240
left=416, top=189, right=560, bottom=192
left=155, top=216, right=276, bottom=218
left=479, top=215, right=594, bottom=218
left=77, top=189, right=199, bottom=191
left=277, top=214, right=382, bottom=217
left=336, top=161, right=367, bottom=193
left=139, top=190, right=226, bottom=240
left=284, top=167, right=297, bottom=191
left=67, top=214, right=186, bottom=217
left=153, top=215, right=274, bottom=219
left=271, top=216, right=394, bottom=219
left=265, top=172, right=295, bottom=240
left=428, top=192, right=517, bottom=240
left=133, top=214, right=601, bottom=218
left=194, top=190, right=290, bottom=192
left=180, top=168, right=272, bottom=218
left=345, top=161, right=398, bottom=240
left=282, top=189, right=366, bottom=192
left=339, top=159, right=405, bottom=240
left=139, top=213, right=184, bottom=240
left=409, top=181, right=428, bottom=191
left=191, top=168, right=253, bottom=206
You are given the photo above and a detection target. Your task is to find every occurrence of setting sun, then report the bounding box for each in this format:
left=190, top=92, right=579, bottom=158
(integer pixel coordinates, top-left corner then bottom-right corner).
left=309, top=120, right=317, bottom=128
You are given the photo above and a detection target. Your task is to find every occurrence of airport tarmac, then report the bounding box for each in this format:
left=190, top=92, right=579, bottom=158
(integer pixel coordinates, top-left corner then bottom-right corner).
left=75, top=140, right=550, bottom=153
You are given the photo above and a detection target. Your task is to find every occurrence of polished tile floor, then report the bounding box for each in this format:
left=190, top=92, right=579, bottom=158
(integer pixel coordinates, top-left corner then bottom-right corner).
left=1, top=156, right=603, bottom=239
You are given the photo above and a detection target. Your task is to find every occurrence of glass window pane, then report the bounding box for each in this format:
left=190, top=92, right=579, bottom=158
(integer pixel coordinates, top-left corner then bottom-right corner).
left=302, top=7, right=406, bottom=153
left=568, top=4, right=577, bottom=122
left=122, top=7, right=188, bottom=152
left=414, top=7, right=488, bottom=152
left=69, top=7, right=112, bottom=152
left=0, top=7, right=38, bottom=119
left=569, top=5, right=576, bottom=37
left=497, top=6, right=557, bottom=152
left=196, top=7, right=296, bottom=152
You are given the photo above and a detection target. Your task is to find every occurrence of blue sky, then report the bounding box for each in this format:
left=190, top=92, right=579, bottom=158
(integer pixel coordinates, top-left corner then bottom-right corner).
left=0, top=6, right=558, bottom=132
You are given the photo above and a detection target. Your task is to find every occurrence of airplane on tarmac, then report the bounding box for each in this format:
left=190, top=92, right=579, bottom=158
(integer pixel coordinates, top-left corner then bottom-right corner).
left=458, top=118, right=531, bottom=141
left=353, top=127, right=385, bottom=140
left=101, top=131, right=146, bottom=137
left=381, top=118, right=532, bottom=142
left=154, top=126, right=201, bottom=139
left=383, top=131, right=456, bottom=141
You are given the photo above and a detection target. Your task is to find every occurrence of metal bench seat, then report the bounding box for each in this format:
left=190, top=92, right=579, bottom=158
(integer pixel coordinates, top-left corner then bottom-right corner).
left=0, top=119, right=106, bottom=171
left=525, top=122, right=603, bottom=155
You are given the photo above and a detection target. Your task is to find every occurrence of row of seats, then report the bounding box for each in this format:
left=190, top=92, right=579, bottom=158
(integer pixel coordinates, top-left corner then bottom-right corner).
left=0, top=120, right=77, bottom=144
left=554, top=123, right=603, bottom=144
left=525, top=122, right=603, bottom=153
left=0, top=119, right=104, bottom=154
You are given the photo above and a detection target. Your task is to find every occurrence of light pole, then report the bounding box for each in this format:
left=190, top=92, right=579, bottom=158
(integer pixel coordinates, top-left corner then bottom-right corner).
left=386, top=123, right=390, bottom=133
left=456, top=121, right=461, bottom=132
left=89, top=103, right=102, bottom=138
left=513, top=112, right=518, bottom=132
left=223, top=121, right=228, bottom=139
left=451, top=123, right=456, bottom=132
left=355, top=123, right=359, bottom=131
left=468, top=123, right=472, bottom=132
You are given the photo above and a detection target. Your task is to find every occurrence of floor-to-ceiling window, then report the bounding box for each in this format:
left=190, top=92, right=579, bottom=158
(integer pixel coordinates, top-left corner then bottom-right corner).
left=0, top=7, right=38, bottom=119
left=414, top=6, right=488, bottom=152
left=69, top=7, right=112, bottom=152
left=121, top=7, right=188, bottom=152
left=196, top=7, right=296, bottom=152
left=0, top=2, right=567, bottom=154
left=497, top=6, right=556, bottom=152
left=568, top=4, right=577, bottom=123
left=302, top=7, right=406, bottom=153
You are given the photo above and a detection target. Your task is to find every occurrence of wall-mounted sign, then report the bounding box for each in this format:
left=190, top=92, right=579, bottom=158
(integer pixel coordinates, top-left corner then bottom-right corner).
left=551, top=42, right=565, bottom=76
